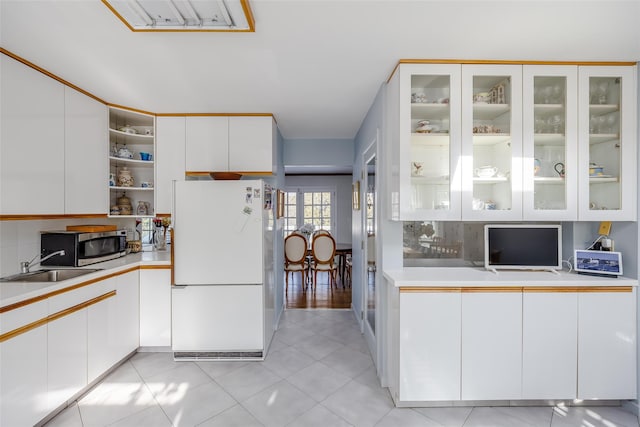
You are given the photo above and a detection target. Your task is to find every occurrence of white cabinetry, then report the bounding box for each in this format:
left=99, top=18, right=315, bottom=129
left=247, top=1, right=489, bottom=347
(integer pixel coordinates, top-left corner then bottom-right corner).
left=461, top=291, right=522, bottom=399
left=87, top=278, right=119, bottom=382
left=461, top=65, right=523, bottom=221
left=1, top=54, right=65, bottom=215
left=398, top=291, right=461, bottom=401
left=185, top=116, right=228, bottom=172
left=229, top=116, right=275, bottom=172
left=140, top=268, right=172, bottom=347
left=184, top=115, right=275, bottom=174
left=156, top=117, right=186, bottom=215
left=522, top=66, right=578, bottom=220
left=522, top=292, right=577, bottom=399
left=389, top=62, right=636, bottom=221
left=578, top=66, right=637, bottom=221
left=109, top=107, right=155, bottom=217
left=115, top=270, right=140, bottom=358
left=0, top=300, right=49, bottom=427
left=578, top=289, right=637, bottom=399
left=65, top=87, right=108, bottom=214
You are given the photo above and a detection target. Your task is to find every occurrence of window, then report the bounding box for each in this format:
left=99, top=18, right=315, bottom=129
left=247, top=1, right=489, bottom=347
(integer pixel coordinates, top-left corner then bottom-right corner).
left=284, top=188, right=335, bottom=235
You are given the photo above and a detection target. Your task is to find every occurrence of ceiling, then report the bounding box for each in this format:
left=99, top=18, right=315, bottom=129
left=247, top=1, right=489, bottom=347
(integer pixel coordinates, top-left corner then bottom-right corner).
left=1, top=1, right=640, bottom=141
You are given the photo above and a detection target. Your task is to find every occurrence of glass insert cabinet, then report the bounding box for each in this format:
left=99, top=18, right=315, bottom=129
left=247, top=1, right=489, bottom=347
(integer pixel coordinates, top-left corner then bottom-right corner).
left=388, top=62, right=637, bottom=222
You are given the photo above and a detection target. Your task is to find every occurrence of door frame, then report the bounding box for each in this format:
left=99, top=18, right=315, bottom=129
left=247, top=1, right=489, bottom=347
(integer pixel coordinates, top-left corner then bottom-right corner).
left=362, top=135, right=378, bottom=364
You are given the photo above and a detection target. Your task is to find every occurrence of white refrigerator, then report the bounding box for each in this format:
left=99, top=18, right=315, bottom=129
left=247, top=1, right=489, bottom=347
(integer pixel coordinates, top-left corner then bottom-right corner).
left=171, top=179, right=275, bottom=360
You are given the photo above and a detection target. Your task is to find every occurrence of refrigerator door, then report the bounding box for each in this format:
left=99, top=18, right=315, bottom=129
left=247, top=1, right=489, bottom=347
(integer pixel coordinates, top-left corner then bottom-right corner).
left=173, top=180, right=264, bottom=285
left=172, top=284, right=263, bottom=353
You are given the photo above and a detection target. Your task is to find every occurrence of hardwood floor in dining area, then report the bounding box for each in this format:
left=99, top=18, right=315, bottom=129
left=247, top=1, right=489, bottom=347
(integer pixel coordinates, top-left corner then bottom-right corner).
left=285, top=272, right=352, bottom=309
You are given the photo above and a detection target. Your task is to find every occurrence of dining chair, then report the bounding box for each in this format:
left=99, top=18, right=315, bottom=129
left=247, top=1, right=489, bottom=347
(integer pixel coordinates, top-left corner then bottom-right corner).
left=284, top=233, right=309, bottom=293
left=310, top=233, right=338, bottom=290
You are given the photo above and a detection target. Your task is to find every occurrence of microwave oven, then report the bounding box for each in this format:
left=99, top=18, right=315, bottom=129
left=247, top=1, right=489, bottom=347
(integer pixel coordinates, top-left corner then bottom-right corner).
left=40, top=230, right=127, bottom=267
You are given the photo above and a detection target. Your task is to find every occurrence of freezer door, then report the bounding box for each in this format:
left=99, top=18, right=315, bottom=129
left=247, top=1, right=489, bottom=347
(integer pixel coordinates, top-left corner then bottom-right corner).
left=173, top=180, right=264, bottom=285
left=171, top=285, right=263, bottom=352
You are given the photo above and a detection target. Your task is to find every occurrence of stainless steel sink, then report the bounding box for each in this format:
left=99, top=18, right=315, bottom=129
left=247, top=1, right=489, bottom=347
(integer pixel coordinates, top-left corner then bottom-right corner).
left=0, top=268, right=102, bottom=283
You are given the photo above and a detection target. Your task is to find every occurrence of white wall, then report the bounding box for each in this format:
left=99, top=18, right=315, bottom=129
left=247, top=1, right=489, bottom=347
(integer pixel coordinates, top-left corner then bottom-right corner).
left=283, top=175, right=352, bottom=244
left=284, top=138, right=354, bottom=172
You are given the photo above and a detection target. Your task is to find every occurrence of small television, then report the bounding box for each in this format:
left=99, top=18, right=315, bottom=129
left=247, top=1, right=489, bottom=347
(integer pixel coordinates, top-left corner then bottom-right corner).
left=484, top=224, right=562, bottom=272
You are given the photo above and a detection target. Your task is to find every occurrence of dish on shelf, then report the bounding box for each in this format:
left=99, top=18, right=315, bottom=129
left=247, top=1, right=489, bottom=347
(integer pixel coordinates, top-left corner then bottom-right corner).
left=118, top=125, right=138, bottom=134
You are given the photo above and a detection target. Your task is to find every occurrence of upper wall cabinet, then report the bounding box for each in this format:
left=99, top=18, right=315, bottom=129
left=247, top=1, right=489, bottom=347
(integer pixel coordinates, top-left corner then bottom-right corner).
left=461, top=65, right=523, bottom=221
left=108, top=107, right=155, bottom=218
left=578, top=67, right=637, bottom=221
left=156, top=116, right=186, bottom=215
left=390, top=63, right=462, bottom=221
left=387, top=62, right=637, bottom=222
left=184, top=115, right=275, bottom=174
left=1, top=55, right=65, bottom=215
left=65, top=87, right=108, bottom=215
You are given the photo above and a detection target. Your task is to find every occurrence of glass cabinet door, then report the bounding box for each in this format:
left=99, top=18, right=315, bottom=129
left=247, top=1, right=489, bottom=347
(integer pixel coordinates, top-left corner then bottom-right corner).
left=522, top=66, right=577, bottom=220
left=578, top=66, right=637, bottom=221
left=398, top=64, right=461, bottom=220
left=461, top=65, right=522, bottom=220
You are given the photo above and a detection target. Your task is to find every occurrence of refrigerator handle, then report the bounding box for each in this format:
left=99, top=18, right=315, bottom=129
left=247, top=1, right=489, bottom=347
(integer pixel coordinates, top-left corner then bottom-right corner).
left=173, top=285, right=188, bottom=289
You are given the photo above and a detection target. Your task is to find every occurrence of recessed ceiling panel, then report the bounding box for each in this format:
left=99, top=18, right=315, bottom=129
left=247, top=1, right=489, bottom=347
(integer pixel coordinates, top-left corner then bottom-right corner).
left=103, top=0, right=253, bottom=31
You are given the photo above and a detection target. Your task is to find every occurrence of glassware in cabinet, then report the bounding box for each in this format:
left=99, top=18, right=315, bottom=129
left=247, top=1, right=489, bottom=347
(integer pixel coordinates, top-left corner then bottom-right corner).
left=523, top=66, right=578, bottom=220
left=462, top=65, right=522, bottom=220
left=578, top=66, right=637, bottom=221
left=397, top=64, right=462, bottom=220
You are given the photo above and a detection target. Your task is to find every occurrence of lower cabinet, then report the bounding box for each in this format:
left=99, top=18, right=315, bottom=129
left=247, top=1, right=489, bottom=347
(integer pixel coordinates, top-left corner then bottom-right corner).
left=461, top=292, right=522, bottom=400
left=114, top=270, right=140, bottom=359
left=47, top=309, right=88, bottom=411
left=578, top=291, right=637, bottom=399
left=0, top=301, right=49, bottom=427
left=399, top=292, right=461, bottom=401
left=140, top=268, right=172, bottom=347
left=522, top=292, right=577, bottom=399
left=394, top=286, right=636, bottom=403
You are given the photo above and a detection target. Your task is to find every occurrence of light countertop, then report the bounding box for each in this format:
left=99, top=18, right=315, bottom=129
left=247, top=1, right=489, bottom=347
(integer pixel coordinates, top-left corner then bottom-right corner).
left=1, top=250, right=171, bottom=308
left=383, top=267, right=638, bottom=288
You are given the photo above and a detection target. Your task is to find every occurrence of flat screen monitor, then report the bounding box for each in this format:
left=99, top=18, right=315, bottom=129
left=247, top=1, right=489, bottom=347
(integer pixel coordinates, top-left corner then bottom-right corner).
left=484, top=224, right=562, bottom=272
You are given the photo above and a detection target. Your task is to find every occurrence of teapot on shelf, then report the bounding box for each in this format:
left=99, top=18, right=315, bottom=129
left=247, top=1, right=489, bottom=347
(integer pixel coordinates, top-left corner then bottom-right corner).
left=117, top=145, right=133, bottom=159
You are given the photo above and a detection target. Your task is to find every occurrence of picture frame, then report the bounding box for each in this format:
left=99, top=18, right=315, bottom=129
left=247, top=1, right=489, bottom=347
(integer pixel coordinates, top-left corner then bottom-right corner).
left=277, top=189, right=285, bottom=218
left=352, top=181, right=360, bottom=210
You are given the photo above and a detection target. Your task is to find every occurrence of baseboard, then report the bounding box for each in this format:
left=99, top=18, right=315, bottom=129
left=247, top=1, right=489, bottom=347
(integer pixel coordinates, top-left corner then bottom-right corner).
left=622, top=400, right=640, bottom=416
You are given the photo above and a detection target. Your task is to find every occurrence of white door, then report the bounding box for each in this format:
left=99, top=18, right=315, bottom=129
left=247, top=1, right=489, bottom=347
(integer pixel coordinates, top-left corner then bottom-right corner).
left=362, top=140, right=377, bottom=364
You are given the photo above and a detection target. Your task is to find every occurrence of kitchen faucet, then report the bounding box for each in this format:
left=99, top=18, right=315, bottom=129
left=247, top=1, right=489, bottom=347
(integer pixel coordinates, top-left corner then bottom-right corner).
left=20, top=250, right=65, bottom=273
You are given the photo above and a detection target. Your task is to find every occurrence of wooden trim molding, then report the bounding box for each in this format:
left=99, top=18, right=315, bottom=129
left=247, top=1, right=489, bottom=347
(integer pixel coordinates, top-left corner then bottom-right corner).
left=387, top=59, right=638, bottom=83
left=1, top=214, right=107, bottom=221
left=400, top=286, right=634, bottom=293
left=185, top=171, right=274, bottom=177
left=139, top=264, right=172, bottom=270
left=0, top=266, right=139, bottom=314
left=0, top=48, right=107, bottom=105
left=156, top=112, right=274, bottom=117
left=0, top=291, right=116, bottom=343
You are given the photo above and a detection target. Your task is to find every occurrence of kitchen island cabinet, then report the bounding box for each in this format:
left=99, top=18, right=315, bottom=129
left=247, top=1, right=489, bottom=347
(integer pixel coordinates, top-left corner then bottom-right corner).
left=384, top=268, right=637, bottom=406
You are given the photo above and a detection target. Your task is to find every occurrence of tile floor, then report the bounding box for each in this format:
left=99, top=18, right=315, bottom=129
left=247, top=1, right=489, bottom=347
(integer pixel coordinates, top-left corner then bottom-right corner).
left=45, top=309, right=639, bottom=427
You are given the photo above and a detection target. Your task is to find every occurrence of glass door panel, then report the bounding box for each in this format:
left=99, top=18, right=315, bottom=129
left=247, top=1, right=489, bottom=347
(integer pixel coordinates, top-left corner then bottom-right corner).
left=409, top=74, right=452, bottom=212
left=578, top=66, right=636, bottom=221
left=398, top=64, right=462, bottom=220
left=462, top=65, right=522, bottom=220
left=523, top=66, right=578, bottom=220
left=587, top=76, right=621, bottom=211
